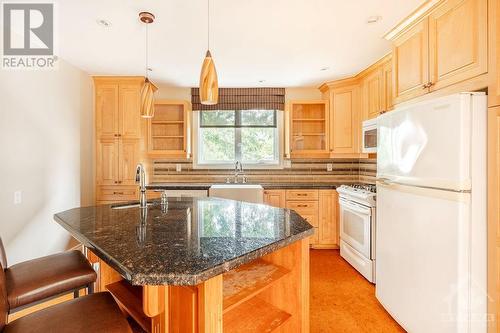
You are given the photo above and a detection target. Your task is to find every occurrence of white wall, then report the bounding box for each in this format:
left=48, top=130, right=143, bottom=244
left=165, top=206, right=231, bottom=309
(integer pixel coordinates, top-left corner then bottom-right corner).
left=0, top=60, right=93, bottom=265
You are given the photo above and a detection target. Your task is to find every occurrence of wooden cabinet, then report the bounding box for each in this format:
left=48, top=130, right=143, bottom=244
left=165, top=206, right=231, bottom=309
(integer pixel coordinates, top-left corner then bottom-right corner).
left=428, top=0, right=487, bottom=91
left=119, top=84, right=142, bottom=138
left=265, top=189, right=339, bottom=249
left=489, top=0, right=500, bottom=107
left=318, top=190, right=339, bottom=247
left=148, top=100, right=191, bottom=158
left=96, top=84, right=119, bottom=138
left=96, top=138, right=119, bottom=185
left=359, top=54, right=393, bottom=121
left=94, top=77, right=145, bottom=203
left=389, top=0, right=488, bottom=105
left=392, top=18, right=430, bottom=104
left=329, top=84, right=360, bottom=154
left=382, top=60, right=393, bottom=112
left=288, top=100, right=330, bottom=158
left=363, top=69, right=383, bottom=120
left=263, top=190, right=286, bottom=208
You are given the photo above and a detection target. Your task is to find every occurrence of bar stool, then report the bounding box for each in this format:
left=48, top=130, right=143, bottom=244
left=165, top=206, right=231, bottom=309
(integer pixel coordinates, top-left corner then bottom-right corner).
left=0, top=238, right=97, bottom=313
left=0, top=270, right=131, bottom=332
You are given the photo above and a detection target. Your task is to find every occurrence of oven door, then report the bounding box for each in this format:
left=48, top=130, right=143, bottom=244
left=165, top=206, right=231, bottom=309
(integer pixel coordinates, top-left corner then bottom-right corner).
left=339, top=197, right=372, bottom=258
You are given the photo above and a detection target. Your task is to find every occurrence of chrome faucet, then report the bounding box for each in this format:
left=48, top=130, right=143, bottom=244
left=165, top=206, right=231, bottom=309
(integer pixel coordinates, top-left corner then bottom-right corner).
left=234, top=161, right=246, bottom=184
left=135, top=163, right=147, bottom=208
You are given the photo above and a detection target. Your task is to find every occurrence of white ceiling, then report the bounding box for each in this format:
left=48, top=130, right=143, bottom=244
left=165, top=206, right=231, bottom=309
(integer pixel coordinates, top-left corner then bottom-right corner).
left=56, top=0, right=425, bottom=87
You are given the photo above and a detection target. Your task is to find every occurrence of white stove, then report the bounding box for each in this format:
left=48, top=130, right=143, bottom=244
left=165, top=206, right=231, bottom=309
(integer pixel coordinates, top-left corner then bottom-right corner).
left=337, top=184, right=377, bottom=283
left=337, top=184, right=376, bottom=206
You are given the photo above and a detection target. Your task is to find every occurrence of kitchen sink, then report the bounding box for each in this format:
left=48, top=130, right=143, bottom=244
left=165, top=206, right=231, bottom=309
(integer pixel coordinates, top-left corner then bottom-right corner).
left=209, top=184, right=263, bottom=204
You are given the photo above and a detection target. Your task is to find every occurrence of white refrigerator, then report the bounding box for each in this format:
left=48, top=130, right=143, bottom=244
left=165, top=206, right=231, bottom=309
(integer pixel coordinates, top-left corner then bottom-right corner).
left=376, top=93, right=487, bottom=333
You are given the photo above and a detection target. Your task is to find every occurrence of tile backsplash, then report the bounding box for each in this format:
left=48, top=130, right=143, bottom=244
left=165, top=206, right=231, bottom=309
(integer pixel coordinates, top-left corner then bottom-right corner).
left=151, top=158, right=376, bottom=184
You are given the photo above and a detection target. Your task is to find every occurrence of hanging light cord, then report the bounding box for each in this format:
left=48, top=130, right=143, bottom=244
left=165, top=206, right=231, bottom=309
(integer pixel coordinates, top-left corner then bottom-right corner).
left=207, top=0, right=210, bottom=51
left=145, top=23, right=149, bottom=79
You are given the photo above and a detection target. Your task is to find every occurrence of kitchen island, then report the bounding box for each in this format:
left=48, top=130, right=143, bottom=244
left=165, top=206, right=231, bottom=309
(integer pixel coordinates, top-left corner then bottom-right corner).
left=54, top=197, right=313, bottom=333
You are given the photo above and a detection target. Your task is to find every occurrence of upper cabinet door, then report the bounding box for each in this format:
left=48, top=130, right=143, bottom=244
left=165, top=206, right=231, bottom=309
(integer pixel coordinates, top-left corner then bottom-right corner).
left=393, top=18, right=430, bottom=104
left=428, top=0, right=487, bottom=91
left=95, top=84, right=119, bottom=138
left=330, top=85, right=359, bottom=154
left=489, top=0, right=500, bottom=107
left=119, top=83, right=142, bottom=138
left=364, top=69, right=383, bottom=119
left=382, top=61, right=393, bottom=112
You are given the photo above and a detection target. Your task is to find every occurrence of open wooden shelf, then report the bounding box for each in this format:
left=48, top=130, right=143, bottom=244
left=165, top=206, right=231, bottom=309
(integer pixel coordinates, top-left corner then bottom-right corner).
left=223, top=297, right=291, bottom=333
left=106, top=280, right=151, bottom=333
left=223, top=259, right=290, bottom=313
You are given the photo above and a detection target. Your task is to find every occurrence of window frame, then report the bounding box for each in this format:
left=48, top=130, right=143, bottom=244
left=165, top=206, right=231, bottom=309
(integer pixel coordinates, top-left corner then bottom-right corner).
left=193, top=110, right=284, bottom=169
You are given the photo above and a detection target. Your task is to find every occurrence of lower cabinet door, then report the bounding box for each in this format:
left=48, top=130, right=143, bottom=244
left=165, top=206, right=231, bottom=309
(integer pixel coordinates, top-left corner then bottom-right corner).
left=318, top=190, right=339, bottom=247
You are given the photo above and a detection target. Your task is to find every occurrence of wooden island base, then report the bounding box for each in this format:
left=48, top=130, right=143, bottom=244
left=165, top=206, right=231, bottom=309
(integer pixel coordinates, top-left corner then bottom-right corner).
left=87, top=238, right=310, bottom=333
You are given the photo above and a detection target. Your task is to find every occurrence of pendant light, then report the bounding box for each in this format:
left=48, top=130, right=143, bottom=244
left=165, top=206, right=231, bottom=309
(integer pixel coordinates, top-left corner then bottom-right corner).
left=199, top=0, right=219, bottom=105
left=139, top=12, right=158, bottom=118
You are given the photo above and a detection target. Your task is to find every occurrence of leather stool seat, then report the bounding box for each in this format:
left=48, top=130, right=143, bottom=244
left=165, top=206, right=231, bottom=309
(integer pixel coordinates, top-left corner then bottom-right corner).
left=5, top=250, right=97, bottom=310
left=4, top=292, right=132, bottom=333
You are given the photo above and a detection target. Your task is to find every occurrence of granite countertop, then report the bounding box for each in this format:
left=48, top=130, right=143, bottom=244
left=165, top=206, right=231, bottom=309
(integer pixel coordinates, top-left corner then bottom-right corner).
left=147, top=183, right=340, bottom=190
left=54, top=197, right=313, bottom=286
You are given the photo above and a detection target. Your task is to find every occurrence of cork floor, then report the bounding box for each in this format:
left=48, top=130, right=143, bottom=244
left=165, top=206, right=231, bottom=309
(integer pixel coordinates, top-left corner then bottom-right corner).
left=310, top=249, right=405, bottom=333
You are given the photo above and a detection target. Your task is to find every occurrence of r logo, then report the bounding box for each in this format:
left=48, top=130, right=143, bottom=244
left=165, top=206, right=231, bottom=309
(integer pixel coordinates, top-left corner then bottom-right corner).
left=3, top=3, right=54, bottom=56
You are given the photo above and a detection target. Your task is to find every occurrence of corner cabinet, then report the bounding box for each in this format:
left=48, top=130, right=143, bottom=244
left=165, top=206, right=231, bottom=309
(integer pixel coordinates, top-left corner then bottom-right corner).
left=147, top=100, right=191, bottom=158
left=389, top=0, right=488, bottom=105
left=94, top=76, right=145, bottom=204
left=287, top=100, right=330, bottom=158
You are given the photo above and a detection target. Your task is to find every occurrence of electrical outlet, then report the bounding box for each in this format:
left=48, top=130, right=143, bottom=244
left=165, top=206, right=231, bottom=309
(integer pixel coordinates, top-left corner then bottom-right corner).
left=176, top=164, right=182, bottom=172
left=327, top=163, right=333, bottom=172
left=14, top=190, right=22, bottom=205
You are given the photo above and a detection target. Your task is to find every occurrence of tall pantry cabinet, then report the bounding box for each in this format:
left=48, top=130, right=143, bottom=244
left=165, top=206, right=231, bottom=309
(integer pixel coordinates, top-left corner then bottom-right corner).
left=94, top=77, right=145, bottom=204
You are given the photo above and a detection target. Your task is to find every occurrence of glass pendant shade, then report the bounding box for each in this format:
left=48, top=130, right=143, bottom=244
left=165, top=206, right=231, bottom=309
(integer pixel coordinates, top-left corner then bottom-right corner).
left=140, top=78, right=158, bottom=118
left=199, top=50, right=219, bottom=105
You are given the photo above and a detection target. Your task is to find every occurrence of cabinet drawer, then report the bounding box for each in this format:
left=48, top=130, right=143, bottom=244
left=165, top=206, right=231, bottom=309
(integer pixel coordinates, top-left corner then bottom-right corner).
left=286, top=190, right=319, bottom=201
left=97, top=186, right=137, bottom=201
left=286, top=201, right=318, bottom=215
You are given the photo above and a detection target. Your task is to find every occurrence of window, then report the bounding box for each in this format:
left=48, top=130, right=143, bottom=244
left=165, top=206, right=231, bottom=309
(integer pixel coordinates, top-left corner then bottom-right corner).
left=195, top=110, right=281, bottom=167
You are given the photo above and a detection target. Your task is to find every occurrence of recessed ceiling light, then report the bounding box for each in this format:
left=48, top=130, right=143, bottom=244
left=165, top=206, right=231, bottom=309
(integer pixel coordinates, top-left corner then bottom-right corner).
left=367, top=16, right=382, bottom=24
left=320, top=67, right=330, bottom=71
left=259, top=80, right=266, bottom=83
left=96, top=19, right=112, bottom=28
left=147, top=67, right=153, bottom=72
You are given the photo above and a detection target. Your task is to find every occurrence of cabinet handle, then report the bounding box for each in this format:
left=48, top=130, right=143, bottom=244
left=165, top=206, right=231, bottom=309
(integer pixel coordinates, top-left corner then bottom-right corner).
left=297, top=204, right=308, bottom=207
left=113, top=192, right=124, bottom=195
left=296, top=194, right=307, bottom=196
left=114, top=181, right=118, bottom=184
left=427, top=82, right=434, bottom=88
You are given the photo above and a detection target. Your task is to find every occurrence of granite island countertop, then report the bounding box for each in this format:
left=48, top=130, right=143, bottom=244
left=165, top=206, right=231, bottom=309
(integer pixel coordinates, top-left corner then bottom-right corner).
left=147, top=182, right=342, bottom=191
left=54, top=197, right=313, bottom=286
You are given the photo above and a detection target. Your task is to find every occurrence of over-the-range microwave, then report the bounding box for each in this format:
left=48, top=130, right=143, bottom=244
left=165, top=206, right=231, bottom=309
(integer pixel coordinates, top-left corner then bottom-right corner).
left=361, top=118, right=377, bottom=153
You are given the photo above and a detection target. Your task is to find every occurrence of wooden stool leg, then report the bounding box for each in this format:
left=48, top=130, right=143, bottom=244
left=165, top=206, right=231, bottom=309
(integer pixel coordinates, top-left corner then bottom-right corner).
left=73, top=290, right=79, bottom=299
left=87, top=283, right=94, bottom=294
